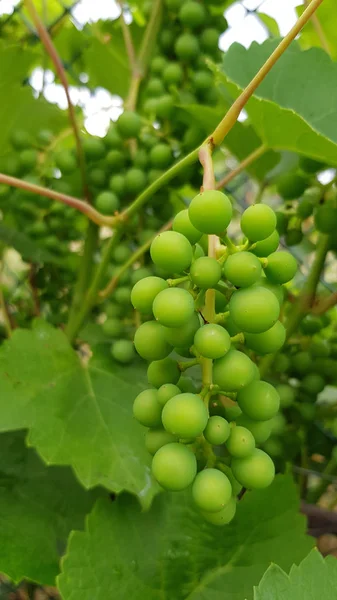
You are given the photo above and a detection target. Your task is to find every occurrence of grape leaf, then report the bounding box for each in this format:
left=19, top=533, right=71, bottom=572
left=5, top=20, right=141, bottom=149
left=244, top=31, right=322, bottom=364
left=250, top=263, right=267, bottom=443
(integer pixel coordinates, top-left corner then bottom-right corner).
left=253, top=548, right=337, bottom=600
left=58, top=475, right=313, bottom=600
left=0, top=430, right=100, bottom=586
left=257, top=12, right=280, bottom=37
left=297, top=1, right=337, bottom=60
left=0, top=319, right=158, bottom=509
left=0, top=224, right=59, bottom=264
left=221, top=41, right=337, bottom=165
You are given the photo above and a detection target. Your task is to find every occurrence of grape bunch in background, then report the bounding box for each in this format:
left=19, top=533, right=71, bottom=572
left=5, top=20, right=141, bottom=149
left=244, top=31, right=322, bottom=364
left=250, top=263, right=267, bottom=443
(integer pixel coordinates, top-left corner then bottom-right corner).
left=132, top=187, right=297, bottom=525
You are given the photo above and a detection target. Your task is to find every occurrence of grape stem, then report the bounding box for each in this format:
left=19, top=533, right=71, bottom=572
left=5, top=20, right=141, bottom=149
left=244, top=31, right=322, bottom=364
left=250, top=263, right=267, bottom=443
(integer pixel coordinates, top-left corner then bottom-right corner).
left=24, top=0, right=89, bottom=201
left=303, top=0, right=331, bottom=56
left=178, top=359, right=200, bottom=372
left=0, top=173, right=112, bottom=227
left=312, top=291, right=337, bottom=315
left=215, top=145, right=267, bottom=191
left=167, top=275, right=190, bottom=287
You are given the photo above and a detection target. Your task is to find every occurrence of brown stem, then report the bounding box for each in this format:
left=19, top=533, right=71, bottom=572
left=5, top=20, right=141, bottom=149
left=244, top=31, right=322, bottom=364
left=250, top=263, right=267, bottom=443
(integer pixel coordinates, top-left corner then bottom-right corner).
left=0, top=173, right=114, bottom=227
left=312, top=291, right=337, bottom=315
left=24, top=0, right=89, bottom=200
left=216, top=145, right=267, bottom=190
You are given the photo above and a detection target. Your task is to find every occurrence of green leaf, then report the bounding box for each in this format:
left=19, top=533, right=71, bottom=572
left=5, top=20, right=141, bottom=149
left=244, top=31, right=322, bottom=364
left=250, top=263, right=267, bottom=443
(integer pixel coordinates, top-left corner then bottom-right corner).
left=0, top=320, right=158, bottom=508
left=221, top=41, right=337, bottom=166
left=297, top=1, right=337, bottom=60
left=253, top=549, right=337, bottom=600
left=257, top=12, right=280, bottom=37
left=0, top=430, right=100, bottom=586
left=58, top=475, right=313, bottom=600
left=0, top=224, right=59, bottom=264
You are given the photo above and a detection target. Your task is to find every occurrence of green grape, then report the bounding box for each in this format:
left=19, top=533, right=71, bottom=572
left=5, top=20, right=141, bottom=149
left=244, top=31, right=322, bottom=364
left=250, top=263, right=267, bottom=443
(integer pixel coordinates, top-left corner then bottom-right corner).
left=152, top=443, right=197, bottom=491
left=162, top=393, right=208, bottom=437
left=300, top=314, right=323, bottom=335
left=200, top=28, right=219, bottom=53
left=299, top=156, right=325, bottom=173
left=10, top=129, right=32, bottom=150
left=133, top=389, right=162, bottom=427
left=252, top=230, right=280, bottom=257
left=19, top=149, right=38, bottom=172
left=36, top=129, right=53, bottom=146
left=88, top=167, right=106, bottom=187
left=165, top=0, right=181, bottom=12
left=275, top=211, right=288, bottom=235
left=82, top=137, right=105, bottom=160
left=108, top=175, right=126, bottom=198
left=146, top=77, right=165, bottom=97
left=115, top=286, right=132, bottom=305
left=106, top=149, right=126, bottom=170
left=164, top=312, right=200, bottom=347
left=125, top=168, right=147, bottom=194
left=163, top=62, right=184, bottom=85
left=134, top=321, right=172, bottom=361
left=183, top=126, right=205, bottom=151
left=157, top=383, right=181, bottom=406
left=193, top=244, right=205, bottom=260
left=204, top=416, right=230, bottom=445
left=213, top=349, right=256, bottom=392
left=149, top=144, right=172, bottom=169
left=95, top=191, right=119, bottom=214
left=190, top=257, right=222, bottom=289
left=147, top=357, right=180, bottom=387
left=131, top=276, right=168, bottom=313
left=145, top=428, right=177, bottom=455
left=315, top=204, right=337, bottom=234
left=237, top=380, right=280, bottom=421
left=194, top=324, right=231, bottom=359
left=130, top=267, right=153, bottom=286
left=264, top=251, right=297, bottom=284
left=103, top=126, right=123, bottom=149
left=175, top=33, right=200, bottom=61
left=156, top=94, right=175, bottom=119
left=298, top=402, right=316, bottom=421
left=231, top=449, right=275, bottom=489
left=112, top=244, right=132, bottom=264
left=301, top=373, right=325, bottom=395
left=236, top=415, right=272, bottom=445
left=111, top=339, right=135, bottom=364
left=192, top=71, right=213, bottom=94
left=105, top=302, right=124, bottom=318
left=133, top=149, right=148, bottom=170
left=263, top=437, right=283, bottom=458
left=244, top=321, right=286, bottom=355
left=179, top=1, right=206, bottom=28
left=201, top=495, right=236, bottom=526
left=116, top=111, right=142, bottom=138
left=153, top=288, right=194, bottom=328
left=254, top=277, right=284, bottom=307
left=188, top=190, right=232, bottom=234
left=192, top=468, right=232, bottom=512
left=223, top=252, right=262, bottom=288
left=229, top=287, right=280, bottom=334
left=286, top=228, right=304, bottom=246
left=297, top=197, right=314, bottom=219
left=55, top=151, right=77, bottom=173
left=151, top=55, right=168, bottom=74
left=226, top=425, right=255, bottom=458
left=270, top=413, right=287, bottom=436
left=276, top=173, right=307, bottom=200
left=172, top=209, right=202, bottom=245
left=102, top=317, right=124, bottom=338
left=241, top=204, right=276, bottom=242
left=178, top=376, right=199, bottom=394
left=292, top=351, right=313, bottom=374
left=150, top=231, right=193, bottom=273
left=310, top=340, right=330, bottom=358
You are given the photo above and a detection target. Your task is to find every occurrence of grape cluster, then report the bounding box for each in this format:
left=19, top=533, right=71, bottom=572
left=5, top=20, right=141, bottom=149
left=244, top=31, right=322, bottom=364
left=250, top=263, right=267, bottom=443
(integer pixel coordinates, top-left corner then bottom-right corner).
left=132, top=188, right=297, bottom=525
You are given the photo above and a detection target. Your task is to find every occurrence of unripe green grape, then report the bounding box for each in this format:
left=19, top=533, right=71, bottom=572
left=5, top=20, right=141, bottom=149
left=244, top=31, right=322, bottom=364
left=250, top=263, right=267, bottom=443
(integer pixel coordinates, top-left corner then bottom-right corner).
left=231, top=449, right=275, bottom=489
left=298, top=402, right=316, bottom=421
left=310, top=340, right=330, bottom=358
left=194, top=324, right=231, bottom=359
left=192, top=71, right=213, bottom=94
left=130, top=267, right=153, bottom=286
left=223, top=251, right=262, bottom=288
left=244, top=321, right=286, bottom=355
left=149, top=144, right=172, bottom=168
left=270, top=413, right=287, bottom=436
left=179, top=1, right=206, bottom=28
left=115, top=286, right=132, bottom=305
left=204, top=416, right=230, bottom=445
left=133, top=149, right=149, bottom=169
left=95, top=191, right=119, bottom=214
left=297, top=197, right=314, bottom=219
left=105, top=302, right=124, bottom=318
left=226, top=425, right=255, bottom=458
left=162, top=392, right=208, bottom=437
left=255, top=276, right=284, bottom=306
left=229, top=287, right=280, bottom=334
left=314, top=204, right=337, bottom=234
left=292, top=351, right=312, bottom=375
left=111, top=339, right=135, bottom=364
left=301, top=373, right=325, bottom=395
left=156, top=94, right=175, bottom=119
left=200, top=28, right=219, bottom=53
left=241, top=204, right=276, bottom=242
left=192, top=468, right=232, bottom=513
left=145, top=428, right=177, bottom=455
left=252, top=230, right=280, bottom=257
left=263, top=437, right=283, bottom=458
left=116, top=111, right=142, bottom=138
left=165, top=0, right=181, bottom=12
left=299, top=156, right=325, bottom=173
left=82, top=137, right=105, bottom=160
left=102, top=317, right=124, bottom=338
left=125, top=168, right=147, bottom=194
left=106, top=149, right=126, bottom=170
left=10, top=129, right=32, bottom=150
left=150, top=231, right=193, bottom=274
left=108, top=265, right=130, bottom=286
left=172, top=209, right=202, bottom=245
left=285, top=229, right=303, bottom=247
left=276, top=173, right=307, bottom=200
left=163, top=62, right=184, bottom=85
left=19, top=149, right=38, bottom=172
left=147, top=357, right=180, bottom=388
left=213, top=350, right=256, bottom=392
left=300, top=314, right=323, bottom=335
left=236, top=415, right=272, bottom=445
left=55, top=151, right=77, bottom=174
left=157, top=383, right=181, bottom=407
left=164, top=312, right=200, bottom=348
left=153, top=288, right=194, bottom=328
left=201, top=495, right=236, bottom=526
left=178, top=376, right=200, bottom=394
left=193, top=244, right=205, bottom=260
left=88, top=167, right=106, bottom=187
left=174, top=33, right=200, bottom=62
left=151, top=55, right=167, bottom=74
left=189, top=190, right=232, bottom=234
left=133, top=389, right=162, bottom=427
left=190, top=257, right=222, bottom=289
left=152, top=443, right=197, bottom=491
left=146, top=77, right=165, bottom=97
left=103, top=126, right=122, bottom=149
left=237, top=380, right=280, bottom=421
left=109, top=175, right=126, bottom=199
left=134, top=321, right=172, bottom=361
left=112, top=244, right=132, bottom=264
left=264, top=251, right=297, bottom=284
left=183, top=126, right=205, bottom=151
left=131, top=276, right=168, bottom=314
